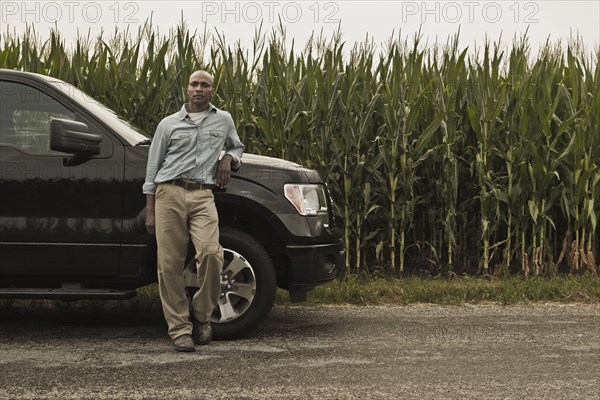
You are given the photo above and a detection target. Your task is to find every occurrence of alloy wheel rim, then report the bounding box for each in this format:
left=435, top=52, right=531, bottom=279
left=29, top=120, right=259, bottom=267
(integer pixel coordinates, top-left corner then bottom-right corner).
left=212, top=248, right=257, bottom=323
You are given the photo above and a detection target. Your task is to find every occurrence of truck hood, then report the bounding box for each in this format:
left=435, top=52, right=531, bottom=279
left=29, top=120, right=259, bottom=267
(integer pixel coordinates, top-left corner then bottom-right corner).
left=236, top=154, right=323, bottom=185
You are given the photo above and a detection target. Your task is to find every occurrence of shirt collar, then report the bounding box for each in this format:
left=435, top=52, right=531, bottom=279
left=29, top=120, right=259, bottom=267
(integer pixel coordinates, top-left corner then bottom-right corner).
left=178, top=103, right=217, bottom=120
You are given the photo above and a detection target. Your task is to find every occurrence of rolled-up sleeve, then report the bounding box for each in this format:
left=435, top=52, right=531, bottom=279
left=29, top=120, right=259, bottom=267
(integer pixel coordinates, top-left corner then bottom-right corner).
left=223, top=112, right=245, bottom=170
left=142, top=123, right=168, bottom=195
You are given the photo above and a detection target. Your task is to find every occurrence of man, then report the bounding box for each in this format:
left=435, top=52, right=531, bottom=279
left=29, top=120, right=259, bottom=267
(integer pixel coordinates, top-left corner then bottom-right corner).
left=143, top=70, right=244, bottom=352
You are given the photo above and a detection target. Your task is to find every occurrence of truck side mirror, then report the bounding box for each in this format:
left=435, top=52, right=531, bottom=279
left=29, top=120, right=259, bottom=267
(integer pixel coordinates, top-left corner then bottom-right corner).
left=50, top=118, right=102, bottom=156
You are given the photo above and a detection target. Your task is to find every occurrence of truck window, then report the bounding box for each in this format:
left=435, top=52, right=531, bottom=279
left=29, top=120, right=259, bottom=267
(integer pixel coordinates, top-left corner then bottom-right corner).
left=0, top=81, right=75, bottom=155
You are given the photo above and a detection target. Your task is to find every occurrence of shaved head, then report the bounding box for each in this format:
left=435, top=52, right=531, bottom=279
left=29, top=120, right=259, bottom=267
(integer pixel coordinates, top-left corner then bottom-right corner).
left=187, top=70, right=214, bottom=112
left=189, top=70, right=213, bottom=86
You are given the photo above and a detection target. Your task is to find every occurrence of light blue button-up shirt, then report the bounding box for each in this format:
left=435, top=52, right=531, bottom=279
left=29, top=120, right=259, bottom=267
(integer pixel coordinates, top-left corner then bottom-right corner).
left=143, top=104, right=244, bottom=194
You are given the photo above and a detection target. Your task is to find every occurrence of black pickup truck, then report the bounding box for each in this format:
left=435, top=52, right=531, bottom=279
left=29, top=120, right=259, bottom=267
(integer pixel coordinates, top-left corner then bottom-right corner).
left=0, top=69, right=344, bottom=338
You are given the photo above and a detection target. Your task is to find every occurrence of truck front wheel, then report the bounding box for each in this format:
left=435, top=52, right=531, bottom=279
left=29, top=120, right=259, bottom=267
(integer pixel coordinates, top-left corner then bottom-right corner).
left=211, top=227, right=277, bottom=339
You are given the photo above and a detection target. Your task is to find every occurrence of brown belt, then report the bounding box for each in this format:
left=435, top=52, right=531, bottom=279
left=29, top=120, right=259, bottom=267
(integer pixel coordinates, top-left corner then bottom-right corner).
left=168, top=179, right=215, bottom=191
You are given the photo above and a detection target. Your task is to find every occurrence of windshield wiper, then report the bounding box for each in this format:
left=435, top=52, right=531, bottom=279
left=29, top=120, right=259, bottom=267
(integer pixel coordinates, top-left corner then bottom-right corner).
left=135, top=139, right=152, bottom=146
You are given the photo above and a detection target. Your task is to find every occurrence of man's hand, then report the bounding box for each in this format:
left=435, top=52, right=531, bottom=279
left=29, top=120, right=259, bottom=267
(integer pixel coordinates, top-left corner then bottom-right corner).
left=145, top=194, right=156, bottom=235
left=216, top=154, right=233, bottom=188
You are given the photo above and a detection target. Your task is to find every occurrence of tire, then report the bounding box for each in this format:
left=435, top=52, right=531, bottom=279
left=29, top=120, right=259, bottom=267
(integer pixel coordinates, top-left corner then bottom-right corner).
left=187, top=226, right=277, bottom=340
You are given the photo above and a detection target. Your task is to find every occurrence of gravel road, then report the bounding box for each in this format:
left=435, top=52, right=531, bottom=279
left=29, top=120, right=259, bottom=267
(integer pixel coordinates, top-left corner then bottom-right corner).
left=0, top=303, right=598, bottom=399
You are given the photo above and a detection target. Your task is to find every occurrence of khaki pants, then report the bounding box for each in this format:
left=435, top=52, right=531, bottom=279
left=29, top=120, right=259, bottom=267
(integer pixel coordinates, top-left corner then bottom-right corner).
left=154, top=183, right=223, bottom=339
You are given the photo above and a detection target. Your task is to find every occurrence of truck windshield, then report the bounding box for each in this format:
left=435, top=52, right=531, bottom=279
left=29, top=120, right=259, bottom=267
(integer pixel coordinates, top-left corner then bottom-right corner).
left=48, top=79, right=150, bottom=145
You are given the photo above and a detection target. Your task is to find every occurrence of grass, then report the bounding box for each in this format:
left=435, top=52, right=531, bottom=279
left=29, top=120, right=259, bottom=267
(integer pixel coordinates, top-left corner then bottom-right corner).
left=1, top=275, right=598, bottom=313
left=277, top=275, right=600, bottom=306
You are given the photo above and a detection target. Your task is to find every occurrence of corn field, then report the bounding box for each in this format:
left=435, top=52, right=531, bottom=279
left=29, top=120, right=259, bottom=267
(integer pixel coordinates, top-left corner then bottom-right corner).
left=2, top=24, right=598, bottom=277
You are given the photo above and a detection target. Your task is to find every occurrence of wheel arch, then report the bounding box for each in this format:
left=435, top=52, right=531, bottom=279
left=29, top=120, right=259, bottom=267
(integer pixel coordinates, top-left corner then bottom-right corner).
left=216, top=196, right=292, bottom=290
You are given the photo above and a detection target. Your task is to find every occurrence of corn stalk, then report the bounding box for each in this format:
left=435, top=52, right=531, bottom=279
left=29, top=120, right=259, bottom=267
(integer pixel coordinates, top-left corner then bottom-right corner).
left=3, top=23, right=597, bottom=277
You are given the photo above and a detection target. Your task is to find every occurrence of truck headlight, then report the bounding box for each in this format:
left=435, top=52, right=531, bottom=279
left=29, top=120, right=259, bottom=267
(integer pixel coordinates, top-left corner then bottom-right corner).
left=284, top=184, right=330, bottom=227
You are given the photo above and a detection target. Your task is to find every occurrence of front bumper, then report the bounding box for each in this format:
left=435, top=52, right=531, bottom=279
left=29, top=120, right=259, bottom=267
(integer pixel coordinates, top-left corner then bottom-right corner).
left=285, top=241, right=345, bottom=292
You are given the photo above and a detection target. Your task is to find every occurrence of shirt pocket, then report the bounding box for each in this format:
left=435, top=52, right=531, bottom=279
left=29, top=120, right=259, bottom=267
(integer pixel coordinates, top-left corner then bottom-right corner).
left=209, top=130, right=225, bottom=150
left=170, top=129, right=195, bottom=151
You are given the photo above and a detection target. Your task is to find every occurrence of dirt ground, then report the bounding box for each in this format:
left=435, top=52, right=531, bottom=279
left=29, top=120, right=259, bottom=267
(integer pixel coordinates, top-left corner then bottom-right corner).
left=1, top=303, right=598, bottom=399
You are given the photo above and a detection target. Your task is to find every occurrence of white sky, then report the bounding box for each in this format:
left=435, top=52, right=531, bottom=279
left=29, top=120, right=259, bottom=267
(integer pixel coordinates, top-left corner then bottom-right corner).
left=1, top=1, right=599, bottom=55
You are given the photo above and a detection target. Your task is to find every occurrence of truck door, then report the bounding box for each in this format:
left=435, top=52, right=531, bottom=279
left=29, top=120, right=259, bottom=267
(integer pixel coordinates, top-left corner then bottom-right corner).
left=0, top=79, right=124, bottom=279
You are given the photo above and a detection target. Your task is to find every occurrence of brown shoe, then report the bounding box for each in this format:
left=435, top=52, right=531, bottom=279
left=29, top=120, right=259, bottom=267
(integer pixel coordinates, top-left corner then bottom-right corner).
left=173, top=334, right=195, bottom=352
left=193, top=319, right=212, bottom=345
